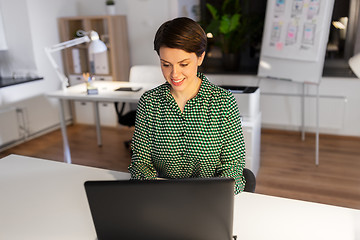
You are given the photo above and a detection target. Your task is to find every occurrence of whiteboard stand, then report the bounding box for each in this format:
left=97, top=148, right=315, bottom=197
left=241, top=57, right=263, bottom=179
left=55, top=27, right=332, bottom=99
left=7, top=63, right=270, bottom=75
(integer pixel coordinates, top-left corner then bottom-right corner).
left=301, top=83, right=305, bottom=141
left=300, top=82, right=320, bottom=166
left=315, top=83, right=320, bottom=166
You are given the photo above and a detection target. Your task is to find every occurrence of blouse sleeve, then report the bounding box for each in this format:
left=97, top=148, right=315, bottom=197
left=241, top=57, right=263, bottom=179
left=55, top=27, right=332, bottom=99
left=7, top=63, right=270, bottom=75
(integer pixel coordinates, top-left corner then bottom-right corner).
left=128, top=93, right=158, bottom=179
left=219, top=93, right=246, bottom=194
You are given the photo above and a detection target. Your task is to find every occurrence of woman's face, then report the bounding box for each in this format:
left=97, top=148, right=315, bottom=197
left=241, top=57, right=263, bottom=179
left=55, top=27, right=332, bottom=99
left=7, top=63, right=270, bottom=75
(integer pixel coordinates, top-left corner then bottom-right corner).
left=159, top=47, right=205, bottom=93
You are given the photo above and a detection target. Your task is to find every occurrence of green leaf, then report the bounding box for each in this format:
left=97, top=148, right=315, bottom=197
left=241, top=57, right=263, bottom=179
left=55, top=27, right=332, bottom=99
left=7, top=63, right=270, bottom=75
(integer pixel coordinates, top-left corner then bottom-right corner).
left=229, top=14, right=241, bottom=32
left=206, top=3, right=218, bottom=20
left=219, top=14, right=240, bottom=34
left=219, top=15, right=231, bottom=34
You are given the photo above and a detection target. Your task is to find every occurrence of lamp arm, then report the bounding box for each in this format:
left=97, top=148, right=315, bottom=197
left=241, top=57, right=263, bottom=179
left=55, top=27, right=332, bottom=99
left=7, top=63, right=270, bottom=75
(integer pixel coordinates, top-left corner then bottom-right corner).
left=45, top=47, right=69, bottom=91
left=45, top=35, right=90, bottom=91
left=46, top=36, right=90, bottom=53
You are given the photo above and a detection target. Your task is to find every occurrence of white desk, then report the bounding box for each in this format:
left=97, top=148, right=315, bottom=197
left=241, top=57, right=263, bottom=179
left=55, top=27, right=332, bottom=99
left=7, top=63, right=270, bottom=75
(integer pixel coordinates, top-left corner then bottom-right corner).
left=47, top=81, right=156, bottom=164
left=1, top=154, right=359, bottom=240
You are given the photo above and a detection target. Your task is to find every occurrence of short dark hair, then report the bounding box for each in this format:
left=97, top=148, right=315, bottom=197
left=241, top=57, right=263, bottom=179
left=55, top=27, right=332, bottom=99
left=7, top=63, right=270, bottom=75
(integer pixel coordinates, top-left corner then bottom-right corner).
left=154, top=17, right=207, bottom=57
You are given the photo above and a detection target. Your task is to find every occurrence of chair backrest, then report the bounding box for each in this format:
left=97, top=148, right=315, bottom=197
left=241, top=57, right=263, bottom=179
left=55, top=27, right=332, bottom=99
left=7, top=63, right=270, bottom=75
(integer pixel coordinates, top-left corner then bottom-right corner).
left=126, top=65, right=164, bottom=111
left=129, top=65, right=164, bottom=87
left=243, top=168, right=256, bottom=193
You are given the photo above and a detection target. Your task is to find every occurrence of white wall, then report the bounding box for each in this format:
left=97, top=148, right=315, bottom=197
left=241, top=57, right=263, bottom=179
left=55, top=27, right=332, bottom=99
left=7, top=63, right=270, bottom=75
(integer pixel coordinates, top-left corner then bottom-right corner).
left=0, top=0, right=36, bottom=77
left=77, top=0, right=199, bottom=66
left=121, top=0, right=174, bottom=65
left=27, top=0, right=78, bottom=93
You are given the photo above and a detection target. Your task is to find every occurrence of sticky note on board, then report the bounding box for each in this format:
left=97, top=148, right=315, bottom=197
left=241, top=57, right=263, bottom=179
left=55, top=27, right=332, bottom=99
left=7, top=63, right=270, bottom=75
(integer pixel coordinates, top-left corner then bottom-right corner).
left=276, top=42, right=284, bottom=50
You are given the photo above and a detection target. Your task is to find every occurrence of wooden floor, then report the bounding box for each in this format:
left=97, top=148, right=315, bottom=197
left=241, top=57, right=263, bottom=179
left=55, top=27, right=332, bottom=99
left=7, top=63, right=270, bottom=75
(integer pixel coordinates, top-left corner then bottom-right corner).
left=1, top=124, right=359, bottom=210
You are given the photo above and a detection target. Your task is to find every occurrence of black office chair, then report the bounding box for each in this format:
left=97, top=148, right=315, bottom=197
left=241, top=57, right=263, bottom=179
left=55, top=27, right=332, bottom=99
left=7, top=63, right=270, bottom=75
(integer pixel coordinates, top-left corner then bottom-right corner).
left=243, top=168, right=256, bottom=192
left=114, top=102, right=136, bottom=127
left=114, top=102, right=136, bottom=149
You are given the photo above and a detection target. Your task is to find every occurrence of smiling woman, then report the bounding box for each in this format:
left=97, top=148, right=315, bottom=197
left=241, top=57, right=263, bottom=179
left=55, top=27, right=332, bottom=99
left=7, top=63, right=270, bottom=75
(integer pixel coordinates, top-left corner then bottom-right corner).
left=158, top=47, right=204, bottom=111
left=153, top=17, right=207, bottom=110
left=128, top=17, right=247, bottom=195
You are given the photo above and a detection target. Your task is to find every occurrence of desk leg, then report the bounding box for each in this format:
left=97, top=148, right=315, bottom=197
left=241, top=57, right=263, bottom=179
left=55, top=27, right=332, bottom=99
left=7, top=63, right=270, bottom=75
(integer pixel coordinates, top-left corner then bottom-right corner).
left=59, top=99, right=71, bottom=164
left=93, top=102, right=102, bottom=147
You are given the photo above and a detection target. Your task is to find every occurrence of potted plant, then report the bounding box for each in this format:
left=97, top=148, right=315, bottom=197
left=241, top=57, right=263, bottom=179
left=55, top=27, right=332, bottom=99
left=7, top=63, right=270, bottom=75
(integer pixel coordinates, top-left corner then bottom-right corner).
left=204, top=0, right=252, bottom=71
left=105, top=0, right=115, bottom=15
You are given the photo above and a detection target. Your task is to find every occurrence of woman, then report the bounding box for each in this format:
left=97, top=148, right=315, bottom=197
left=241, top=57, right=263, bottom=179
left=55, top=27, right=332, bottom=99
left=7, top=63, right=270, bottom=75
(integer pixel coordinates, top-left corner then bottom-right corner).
left=128, top=17, right=246, bottom=194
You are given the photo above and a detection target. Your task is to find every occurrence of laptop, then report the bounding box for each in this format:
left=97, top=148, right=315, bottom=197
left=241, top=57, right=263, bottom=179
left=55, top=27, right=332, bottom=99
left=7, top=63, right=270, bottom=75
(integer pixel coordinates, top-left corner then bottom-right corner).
left=84, top=178, right=235, bottom=240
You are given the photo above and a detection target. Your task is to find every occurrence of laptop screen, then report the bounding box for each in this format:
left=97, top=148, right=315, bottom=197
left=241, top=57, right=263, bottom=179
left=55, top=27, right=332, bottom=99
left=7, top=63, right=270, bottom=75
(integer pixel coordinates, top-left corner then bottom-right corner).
left=84, top=178, right=235, bottom=240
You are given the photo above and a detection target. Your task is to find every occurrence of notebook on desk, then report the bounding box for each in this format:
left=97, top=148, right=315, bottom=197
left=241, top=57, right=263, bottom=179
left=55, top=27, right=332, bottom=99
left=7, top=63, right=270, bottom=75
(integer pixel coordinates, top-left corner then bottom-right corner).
left=84, top=178, right=235, bottom=240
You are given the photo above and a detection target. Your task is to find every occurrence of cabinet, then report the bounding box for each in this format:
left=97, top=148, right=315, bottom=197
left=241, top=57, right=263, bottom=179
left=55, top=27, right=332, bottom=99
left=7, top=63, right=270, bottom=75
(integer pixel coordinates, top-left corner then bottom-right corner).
left=221, top=85, right=262, bottom=176
left=58, top=15, right=130, bottom=84
left=242, top=113, right=262, bottom=176
left=73, top=101, right=118, bottom=127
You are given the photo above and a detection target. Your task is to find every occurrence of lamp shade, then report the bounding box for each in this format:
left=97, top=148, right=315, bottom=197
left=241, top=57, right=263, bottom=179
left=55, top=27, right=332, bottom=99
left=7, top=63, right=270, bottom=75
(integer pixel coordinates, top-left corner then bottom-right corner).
left=88, top=31, right=107, bottom=54
left=348, top=53, right=360, bottom=78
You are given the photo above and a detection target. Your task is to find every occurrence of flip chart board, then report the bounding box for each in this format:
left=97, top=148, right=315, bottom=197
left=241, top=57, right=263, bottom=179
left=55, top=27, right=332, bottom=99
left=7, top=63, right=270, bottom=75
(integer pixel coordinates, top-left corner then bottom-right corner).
left=257, top=0, right=335, bottom=84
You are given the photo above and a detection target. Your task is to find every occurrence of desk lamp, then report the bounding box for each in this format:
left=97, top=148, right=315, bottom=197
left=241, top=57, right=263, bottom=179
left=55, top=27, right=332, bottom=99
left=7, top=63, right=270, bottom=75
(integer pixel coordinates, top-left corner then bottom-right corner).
left=45, top=30, right=107, bottom=91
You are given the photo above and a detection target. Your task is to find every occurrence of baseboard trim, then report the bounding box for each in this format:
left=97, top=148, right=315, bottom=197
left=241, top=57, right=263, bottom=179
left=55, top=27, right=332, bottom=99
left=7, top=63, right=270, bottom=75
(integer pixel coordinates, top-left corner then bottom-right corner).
left=0, top=119, right=73, bottom=152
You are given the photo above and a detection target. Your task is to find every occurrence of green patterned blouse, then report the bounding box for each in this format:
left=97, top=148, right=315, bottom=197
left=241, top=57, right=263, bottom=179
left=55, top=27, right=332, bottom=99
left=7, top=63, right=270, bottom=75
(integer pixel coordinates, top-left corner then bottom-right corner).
left=128, top=73, right=246, bottom=194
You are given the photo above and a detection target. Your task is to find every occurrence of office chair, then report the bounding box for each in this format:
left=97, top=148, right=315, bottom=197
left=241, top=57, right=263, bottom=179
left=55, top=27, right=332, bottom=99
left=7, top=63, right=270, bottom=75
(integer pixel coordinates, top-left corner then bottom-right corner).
left=115, top=65, right=164, bottom=149
left=243, top=168, right=256, bottom=192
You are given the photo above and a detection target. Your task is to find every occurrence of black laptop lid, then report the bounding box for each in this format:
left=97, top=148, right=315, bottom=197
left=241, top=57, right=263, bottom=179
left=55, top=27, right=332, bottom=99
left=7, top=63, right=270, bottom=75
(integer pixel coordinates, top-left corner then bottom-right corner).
left=84, top=178, right=235, bottom=240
